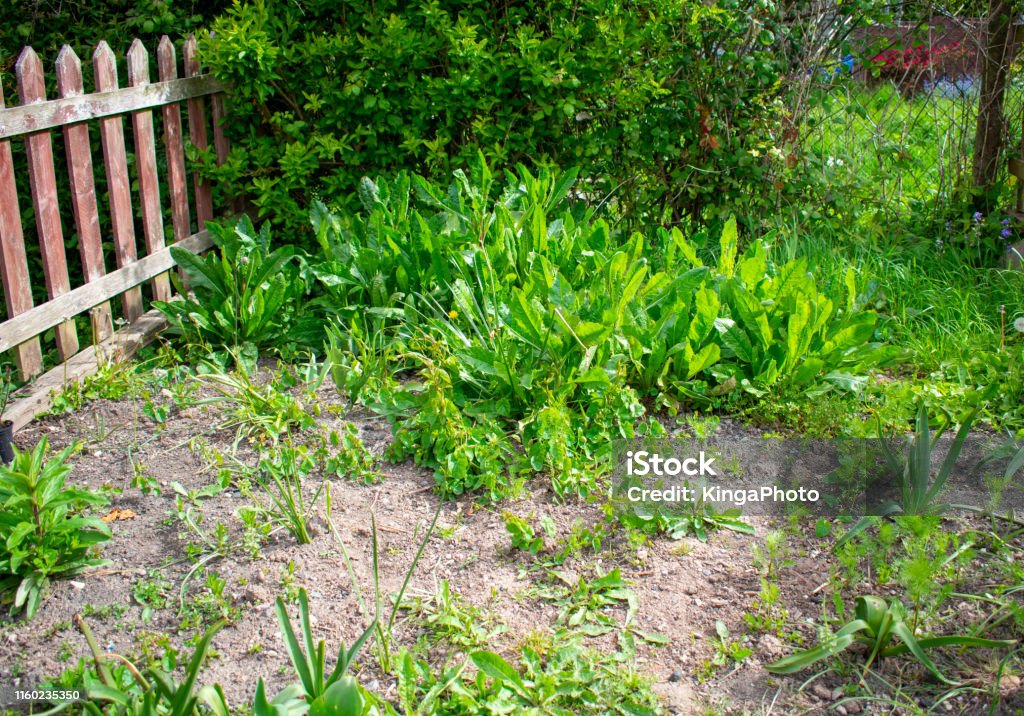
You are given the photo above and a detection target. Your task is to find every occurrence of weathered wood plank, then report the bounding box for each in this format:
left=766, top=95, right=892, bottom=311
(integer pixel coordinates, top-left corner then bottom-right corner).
left=184, top=35, right=214, bottom=226
left=210, top=92, right=241, bottom=213
left=94, top=41, right=144, bottom=323
left=157, top=37, right=193, bottom=245
left=5, top=306, right=172, bottom=433
left=56, top=45, right=114, bottom=344
left=0, top=78, right=43, bottom=380
left=0, top=74, right=227, bottom=141
left=1009, top=157, right=1024, bottom=182
left=16, top=47, right=79, bottom=361
left=0, top=231, right=211, bottom=354
left=127, top=39, right=171, bottom=303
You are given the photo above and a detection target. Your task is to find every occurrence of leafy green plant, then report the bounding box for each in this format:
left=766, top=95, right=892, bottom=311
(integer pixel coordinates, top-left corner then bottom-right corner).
left=197, top=365, right=316, bottom=447
left=254, top=443, right=326, bottom=545
left=155, top=216, right=314, bottom=371
left=405, top=580, right=506, bottom=649
left=532, top=568, right=637, bottom=637
left=0, top=438, right=110, bottom=619
left=696, top=620, right=752, bottom=682
left=765, top=595, right=1014, bottom=684
left=266, top=586, right=378, bottom=715
left=836, top=402, right=978, bottom=548
left=679, top=218, right=897, bottom=399
left=503, top=513, right=556, bottom=555
left=617, top=486, right=754, bottom=542
left=71, top=614, right=229, bottom=716
left=467, top=631, right=661, bottom=715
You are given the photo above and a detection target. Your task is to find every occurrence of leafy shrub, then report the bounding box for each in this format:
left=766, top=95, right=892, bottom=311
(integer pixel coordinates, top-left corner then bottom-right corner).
left=201, top=0, right=799, bottom=235
left=0, top=438, right=110, bottom=619
left=680, top=218, right=898, bottom=399
left=155, top=216, right=316, bottom=371
left=321, top=165, right=888, bottom=503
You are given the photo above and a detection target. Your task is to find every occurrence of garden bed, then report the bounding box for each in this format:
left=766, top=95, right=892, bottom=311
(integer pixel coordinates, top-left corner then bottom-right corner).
left=0, top=363, right=1019, bottom=715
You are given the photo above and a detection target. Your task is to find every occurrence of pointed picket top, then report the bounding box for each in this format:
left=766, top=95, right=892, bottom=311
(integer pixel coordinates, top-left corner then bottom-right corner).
left=126, top=39, right=150, bottom=85
left=183, top=34, right=199, bottom=76
left=16, top=46, right=46, bottom=103
left=55, top=46, right=84, bottom=97
left=92, top=40, right=119, bottom=91
left=156, top=36, right=177, bottom=80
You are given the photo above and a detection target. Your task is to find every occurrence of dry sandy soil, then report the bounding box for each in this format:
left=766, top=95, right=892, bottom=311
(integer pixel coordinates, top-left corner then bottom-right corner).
left=0, top=368, right=1019, bottom=715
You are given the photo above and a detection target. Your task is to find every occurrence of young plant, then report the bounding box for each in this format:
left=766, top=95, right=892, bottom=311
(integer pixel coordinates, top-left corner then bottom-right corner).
left=267, top=586, right=377, bottom=714
left=197, top=365, right=316, bottom=447
left=836, top=402, right=977, bottom=548
left=697, top=620, right=752, bottom=681
left=765, top=595, right=1014, bottom=684
left=467, top=630, right=661, bottom=714
left=73, top=613, right=229, bottom=715
left=0, top=438, right=110, bottom=619
left=504, top=513, right=556, bottom=555
left=155, top=216, right=314, bottom=372
left=254, top=443, right=326, bottom=545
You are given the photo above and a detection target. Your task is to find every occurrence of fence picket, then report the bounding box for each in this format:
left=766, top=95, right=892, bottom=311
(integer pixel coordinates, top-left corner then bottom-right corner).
left=183, top=35, right=214, bottom=227
left=93, top=40, right=144, bottom=323
left=157, top=37, right=193, bottom=245
left=127, top=39, right=171, bottom=302
left=0, top=79, right=43, bottom=380
left=55, top=46, right=114, bottom=343
left=16, top=47, right=80, bottom=361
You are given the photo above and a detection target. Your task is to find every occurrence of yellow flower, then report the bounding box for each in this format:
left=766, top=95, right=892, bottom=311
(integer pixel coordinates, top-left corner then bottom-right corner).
left=449, top=310, right=458, bottom=319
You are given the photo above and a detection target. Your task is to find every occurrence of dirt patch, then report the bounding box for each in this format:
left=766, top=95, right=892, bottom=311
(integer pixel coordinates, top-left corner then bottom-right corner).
left=0, top=369, right=1014, bottom=715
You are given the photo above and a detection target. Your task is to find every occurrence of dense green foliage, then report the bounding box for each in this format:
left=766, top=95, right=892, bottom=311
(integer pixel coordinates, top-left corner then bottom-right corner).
left=201, top=0, right=799, bottom=235
left=0, top=438, right=110, bottom=619
left=160, top=164, right=887, bottom=501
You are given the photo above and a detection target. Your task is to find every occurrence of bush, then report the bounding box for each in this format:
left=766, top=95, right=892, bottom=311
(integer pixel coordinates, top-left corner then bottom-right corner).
left=201, top=0, right=800, bottom=238
left=0, top=438, right=110, bottom=619
left=321, top=164, right=889, bottom=501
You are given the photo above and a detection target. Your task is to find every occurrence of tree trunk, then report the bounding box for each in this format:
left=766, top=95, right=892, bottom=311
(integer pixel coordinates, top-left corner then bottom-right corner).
left=972, top=0, right=1016, bottom=204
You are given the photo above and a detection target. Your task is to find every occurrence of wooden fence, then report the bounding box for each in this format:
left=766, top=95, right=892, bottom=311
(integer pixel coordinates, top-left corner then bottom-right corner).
left=0, top=34, right=230, bottom=431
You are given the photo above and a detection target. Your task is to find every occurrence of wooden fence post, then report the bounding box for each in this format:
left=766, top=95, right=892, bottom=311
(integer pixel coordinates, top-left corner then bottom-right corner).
left=183, top=35, right=214, bottom=228
left=16, top=47, right=80, bottom=361
left=127, top=39, right=171, bottom=302
left=157, top=37, right=194, bottom=248
left=0, top=79, right=44, bottom=380
left=94, top=41, right=144, bottom=323
left=55, top=46, right=114, bottom=343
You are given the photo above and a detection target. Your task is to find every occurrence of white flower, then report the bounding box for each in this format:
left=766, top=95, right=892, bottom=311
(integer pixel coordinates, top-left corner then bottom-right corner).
left=1014, top=317, right=1024, bottom=333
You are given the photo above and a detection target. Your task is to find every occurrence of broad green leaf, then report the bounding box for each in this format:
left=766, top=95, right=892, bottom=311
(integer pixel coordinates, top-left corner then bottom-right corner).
left=718, top=216, right=738, bottom=277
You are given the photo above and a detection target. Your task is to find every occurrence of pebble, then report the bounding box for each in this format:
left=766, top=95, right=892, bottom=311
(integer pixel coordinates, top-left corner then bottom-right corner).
left=811, top=683, right=832, bottom=700
left=831, top=689, right=843, bottom=701
left=845, top=702, right=861, bottom=714
left=668, top=670, right=682, bottom=683
left=835, top=707, right=847, bottom=716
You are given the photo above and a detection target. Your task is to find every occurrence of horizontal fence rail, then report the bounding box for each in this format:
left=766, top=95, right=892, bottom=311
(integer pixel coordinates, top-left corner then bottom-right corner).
left=0, top=34, right=232, bottom=430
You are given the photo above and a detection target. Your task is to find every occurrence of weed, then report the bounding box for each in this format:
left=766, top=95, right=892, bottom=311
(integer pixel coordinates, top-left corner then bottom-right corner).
left=405, top=579, right=506, bottom=649
left=0, top=438, right=110, bottom=619
left=532, top=567, right=637, bottom=636
left=696, top=621, right=752, bottom=682
left=503, top=512, right=556, bottom=555
left=767, top=595, right=1014, bottom=684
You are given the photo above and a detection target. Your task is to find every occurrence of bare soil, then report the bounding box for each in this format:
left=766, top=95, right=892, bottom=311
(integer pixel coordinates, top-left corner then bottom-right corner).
left=0, top=370, right=1018, bottom=715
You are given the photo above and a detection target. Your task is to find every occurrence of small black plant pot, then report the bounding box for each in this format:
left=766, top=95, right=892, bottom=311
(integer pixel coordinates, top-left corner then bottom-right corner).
left=0, top=420, right=13, bottom=465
